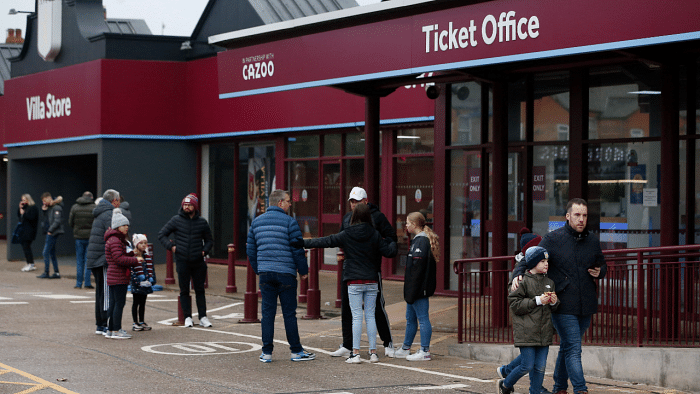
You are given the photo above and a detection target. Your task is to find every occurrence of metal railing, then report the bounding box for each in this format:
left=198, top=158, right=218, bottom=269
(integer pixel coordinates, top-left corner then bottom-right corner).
left=453, top=245, right=700, bottom=347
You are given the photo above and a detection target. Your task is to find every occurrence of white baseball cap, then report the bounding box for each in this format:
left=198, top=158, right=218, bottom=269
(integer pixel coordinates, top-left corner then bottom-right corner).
left=348, top=187, right=368, bottom=201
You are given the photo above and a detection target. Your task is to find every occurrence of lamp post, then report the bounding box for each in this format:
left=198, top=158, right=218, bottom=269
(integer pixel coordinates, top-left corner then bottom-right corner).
left=8, top=9, right=33, bottom=15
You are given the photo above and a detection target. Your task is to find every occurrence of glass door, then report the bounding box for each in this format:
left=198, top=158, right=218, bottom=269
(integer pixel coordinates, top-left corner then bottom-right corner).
left=320, top=161, right=342, bottom=269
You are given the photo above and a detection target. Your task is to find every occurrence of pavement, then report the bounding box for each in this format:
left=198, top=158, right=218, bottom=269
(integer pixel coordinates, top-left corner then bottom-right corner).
left=3, top=242, right=695, bottom=393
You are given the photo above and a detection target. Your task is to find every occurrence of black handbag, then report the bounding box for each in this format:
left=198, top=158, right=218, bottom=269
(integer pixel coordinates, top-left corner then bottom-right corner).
left=11, top=222, right=23, bottom=244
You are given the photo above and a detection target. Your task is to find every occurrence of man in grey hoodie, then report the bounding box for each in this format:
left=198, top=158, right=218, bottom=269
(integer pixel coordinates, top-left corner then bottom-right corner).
left=37, top=192, right=64, bottom=279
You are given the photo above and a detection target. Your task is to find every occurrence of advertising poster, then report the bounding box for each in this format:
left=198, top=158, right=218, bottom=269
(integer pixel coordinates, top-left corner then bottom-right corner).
left=630, top=164, right=646, bottom=204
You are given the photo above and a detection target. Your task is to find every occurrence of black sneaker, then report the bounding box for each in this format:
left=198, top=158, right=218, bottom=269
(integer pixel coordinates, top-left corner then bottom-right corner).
left=50, top=273, right=61, bottom=279
left=85, top=285, right=94, bottom=289
left=498, top=380, right=513, bottom=394
left=37, top=272, right=50, bottom=278
left=132, top=323, right=144, bottom=331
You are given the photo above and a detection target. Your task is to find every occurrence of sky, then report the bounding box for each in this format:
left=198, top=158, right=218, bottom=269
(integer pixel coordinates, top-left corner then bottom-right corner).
left=2, top=0, right=377, bottom=41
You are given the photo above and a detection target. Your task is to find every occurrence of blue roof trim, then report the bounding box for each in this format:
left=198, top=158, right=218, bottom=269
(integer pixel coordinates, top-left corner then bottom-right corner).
left=219, top=31, right=700, bottom=99
left=3, top=116, right=435, bottom=147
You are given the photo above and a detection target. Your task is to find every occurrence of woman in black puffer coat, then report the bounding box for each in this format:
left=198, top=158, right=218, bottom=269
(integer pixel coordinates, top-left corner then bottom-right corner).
left=18, top=194, right=40, bottom=271
left=304, top=204, right=396, bottom=363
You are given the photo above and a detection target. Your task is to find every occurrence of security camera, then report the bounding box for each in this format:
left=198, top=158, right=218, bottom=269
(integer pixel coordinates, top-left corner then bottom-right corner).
left=425, top=85, right=440, bottom=100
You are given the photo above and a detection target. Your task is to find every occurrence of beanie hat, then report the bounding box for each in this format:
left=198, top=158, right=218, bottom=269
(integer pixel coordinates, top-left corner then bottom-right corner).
left=182, top=193, right=199, bottom=212
left=132, top=233, right=147, bottom=247
left=111, top=208, right=130, bottom=228
left=525, top=246, right=549, bottom=270
left=519, top=227, right=542, bottom=255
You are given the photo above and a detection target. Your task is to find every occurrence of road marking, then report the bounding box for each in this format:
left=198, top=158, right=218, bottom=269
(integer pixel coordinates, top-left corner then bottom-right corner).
left=0, top=362, right=79, bottom=394
left=0, top=302, right=29, bottom=305
left=157, top=302, right=244, bottom=325
left=212, top=313, right=244, bottom=319
left=0, top=297, right=12, bottom=300
left=33, top=295, right=91, bottom=299
left=142, top=341, right=261, bottom=356
left=409, top=383, right=470, bottom=390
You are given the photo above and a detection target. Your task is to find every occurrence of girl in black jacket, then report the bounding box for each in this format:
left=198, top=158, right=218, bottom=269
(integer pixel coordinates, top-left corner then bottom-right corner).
left=395, top=212, right=438, bottom=361
left=304, top=203, right=396, bottom=363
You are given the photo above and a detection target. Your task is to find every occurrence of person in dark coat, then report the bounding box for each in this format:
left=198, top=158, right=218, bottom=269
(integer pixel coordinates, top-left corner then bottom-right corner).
left=512, top=198, right=607, bottom=394
left=18, top=194, right=40, bottom=272
left=86, top=189, right=123, bottom=335
left=68, top=191, right=96, bottom=288
left=305, top=203, right=397, bottom=363
left=158, top=193, right=214, bottom=328
left=37, top=193, right=64, bottom=279
left=333, top=186, right=399, bottom=359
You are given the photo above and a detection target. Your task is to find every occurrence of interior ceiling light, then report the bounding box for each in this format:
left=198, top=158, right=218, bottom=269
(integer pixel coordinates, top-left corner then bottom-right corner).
left=628, top=91, right=661, bottom=95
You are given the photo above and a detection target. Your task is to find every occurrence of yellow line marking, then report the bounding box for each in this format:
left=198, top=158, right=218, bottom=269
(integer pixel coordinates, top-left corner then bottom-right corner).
left=0, top=363, right=79, bottom=394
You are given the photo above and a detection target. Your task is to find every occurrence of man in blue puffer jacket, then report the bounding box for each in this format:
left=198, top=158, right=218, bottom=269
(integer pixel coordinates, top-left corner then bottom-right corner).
left=246, top=189, right=315, bottom=363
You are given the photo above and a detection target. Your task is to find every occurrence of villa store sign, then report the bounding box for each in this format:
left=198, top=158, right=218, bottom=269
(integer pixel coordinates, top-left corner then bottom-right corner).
left=26, top=94, right=72, bottom=120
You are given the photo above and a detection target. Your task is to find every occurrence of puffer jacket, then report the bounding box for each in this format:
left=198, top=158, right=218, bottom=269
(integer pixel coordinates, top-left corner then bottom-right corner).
left=105, top=228, right=140, bottom=286
left=304, top=222, right=397, bottom=283
left=158, top=207, right=213, bottom=264
left=403, top=233, right=436, bottom=304
left=508, top=271, right=559, bottom=347
left=17, top=204, right=39, bottom=242
left=246, top=206, right=307, bottom=276
left=340, top=203, right=398, bottom=258
left=86, top=199, right=115, bottom=269
left=42, top=196, right=64, bottom=235
left=68, top=195, right=95, bottom=239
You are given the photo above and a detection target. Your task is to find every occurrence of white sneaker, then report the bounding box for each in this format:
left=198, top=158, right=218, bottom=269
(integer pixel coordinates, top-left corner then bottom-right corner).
left=345, top=353, right=362, bottom=364
left=369, top=353, right=379, bottom=363
left=330, top=346, right=352, bottom=357
left=406, top=349, right=431, bottom=361
left=394, top=347, right=410, bottom=359
left=384, top=343, right=396, bottom=357
left=184, top=317, right=194, bottom=327
left=199, top=316, right=212, bottom=327
left=21, top=264, right=35, bottom=272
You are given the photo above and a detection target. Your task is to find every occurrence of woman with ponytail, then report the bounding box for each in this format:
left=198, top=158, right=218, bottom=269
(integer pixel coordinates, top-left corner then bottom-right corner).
left=395, top=212, right=438, bottom=361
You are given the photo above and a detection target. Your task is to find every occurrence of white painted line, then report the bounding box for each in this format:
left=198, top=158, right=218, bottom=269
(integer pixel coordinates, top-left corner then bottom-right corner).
left=212, top=313, right=244, bottom=319
left=16, top=292, right=52, bottom=295
left=157, top=302, right=245, bottom=326
left=33, top=294, right=91, bottom=299
left=143, top=299, right=178, bottom=302
left=70, top=301, right=95, bottom=304
left=0, top=302, right=29, bottom=305
left=0, top=297, right=13, bottom=300
left=409, top=383, right=469, bottom=390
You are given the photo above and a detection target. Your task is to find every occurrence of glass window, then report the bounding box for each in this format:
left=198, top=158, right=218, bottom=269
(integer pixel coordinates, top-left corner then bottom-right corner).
left=450, top=82, right=483, bottom=145
left=395, top=156, right=434, bottom=276
left=208, top=144, right=235, bottom=259
left=448, top=150, right=481, bottom=290
left=534, top=71, right=570, bottom=142
left=289, top=161, right=319, bottom=238
left=344, top=159, right=364, bottom=200
left=531, top=145, right=569, bottom=236
left=588, top=142, right=661, bottom=249
left=323, top=134, right=341, bottom=157
left=508, top=78, right=527, bottom=141
left=589, top=64, right=661, bottom=140
left=345, top=132, right=364, bottom=156
left=288, top=135, right=319, bottom=158
left=396, top=128, right=434, bottom=154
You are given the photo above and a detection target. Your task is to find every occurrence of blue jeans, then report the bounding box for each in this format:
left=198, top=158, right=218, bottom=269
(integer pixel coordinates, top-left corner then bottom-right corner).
left=403, top=297, right=432, bottom=351
left=551, top=314, right=592, bottom=393
left=348, top=283, right=379, bottom=351
left=75, top=239, right=91, bottom=287
left=503, top=346, right=549, bottom=394
left=259, top=272, right=302, bottom=354
left=42, top=234, right=59, bottom=274
left=502, top=354, right=549, bottom=393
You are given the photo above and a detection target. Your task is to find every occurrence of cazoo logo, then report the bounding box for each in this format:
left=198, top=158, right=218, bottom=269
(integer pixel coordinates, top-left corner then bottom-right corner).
left=242, top=61, right=274, bottom=80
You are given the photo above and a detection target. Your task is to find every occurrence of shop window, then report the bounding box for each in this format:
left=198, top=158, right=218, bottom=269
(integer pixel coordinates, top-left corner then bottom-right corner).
left=345, top=131, right=365, bottom=156
left=589, top=64, right=661, bottom=140
left=450, top=82, right=483, bottom=145
left=396, top=128, right=433, bottom=153
left=208, top=144, right=235, bottom=259
left=289, top=161, right=319, bottom=238
left=288, top=135, right=319, bottom=158
left=395, top=156, right=434, bottom=276
left=534, top=71, right=570, bottom=142
left=531, top=145, right=569, bottom=236
left=323, top=134, right=341, bottom=157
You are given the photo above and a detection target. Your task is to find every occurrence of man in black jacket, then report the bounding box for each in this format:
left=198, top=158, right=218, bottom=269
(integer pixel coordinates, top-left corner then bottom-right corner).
left=331, top=187, right=398, bottom=358
left=512, top=198, right=606, bottom=394
left=158, top=193, right=214, bottom=328
left=69, top=191, right=96, bottom=289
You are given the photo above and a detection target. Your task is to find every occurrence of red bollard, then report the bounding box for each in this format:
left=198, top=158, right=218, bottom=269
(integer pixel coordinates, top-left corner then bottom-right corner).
left=303, top=249, right=323, bottom=319
left=165, top=248, right=175, bottom=284
left=239, top=259, right=260, bottom=323
left=226, top=243, right=237, bottom=293
left=298, top=249, right=308, bottom=303
left=335, top=249, right=344, bottom=308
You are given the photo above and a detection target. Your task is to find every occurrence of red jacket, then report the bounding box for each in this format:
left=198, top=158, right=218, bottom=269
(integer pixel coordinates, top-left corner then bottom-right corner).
left=105, top=228, right=139, bottom=286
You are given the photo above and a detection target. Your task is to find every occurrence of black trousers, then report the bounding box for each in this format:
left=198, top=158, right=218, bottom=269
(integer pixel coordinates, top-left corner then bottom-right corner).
left=21, top=240, right=34, bottom=265
left=341, top=273, right=393, bottom=349
left=92, top=265, right=110, bottom=328
left=132, top=293, right=148, bottom=323
left=177, top=260, right=208, bottom=318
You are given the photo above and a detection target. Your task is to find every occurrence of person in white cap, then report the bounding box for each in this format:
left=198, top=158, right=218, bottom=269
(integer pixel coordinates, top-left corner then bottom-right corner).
left=330, top=186, right=399, bottom=358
